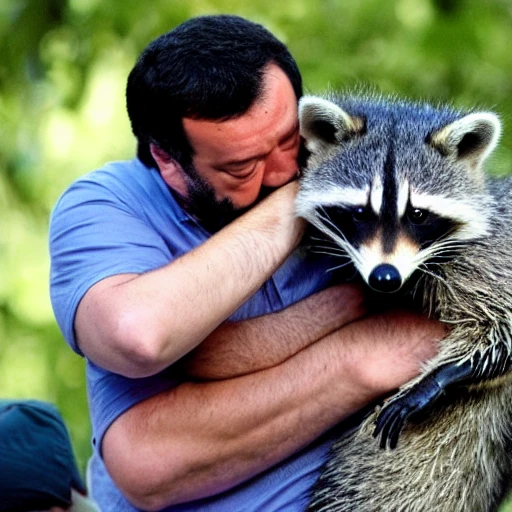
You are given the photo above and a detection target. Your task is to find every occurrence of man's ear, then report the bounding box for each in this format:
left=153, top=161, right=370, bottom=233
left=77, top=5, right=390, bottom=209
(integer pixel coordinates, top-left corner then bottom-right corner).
left=150, top=143, right=173, bottom=164
left=150, top=144, right=189, bottom=197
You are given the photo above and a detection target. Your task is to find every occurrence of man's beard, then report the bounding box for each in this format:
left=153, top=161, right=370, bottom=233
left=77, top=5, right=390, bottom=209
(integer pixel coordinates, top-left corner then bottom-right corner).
left=179, top=163, right=274, bottom=233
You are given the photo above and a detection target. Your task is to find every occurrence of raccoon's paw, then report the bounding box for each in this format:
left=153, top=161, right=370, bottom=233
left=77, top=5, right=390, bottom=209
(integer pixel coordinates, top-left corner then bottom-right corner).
left=373, top=376, right=443, bottom=449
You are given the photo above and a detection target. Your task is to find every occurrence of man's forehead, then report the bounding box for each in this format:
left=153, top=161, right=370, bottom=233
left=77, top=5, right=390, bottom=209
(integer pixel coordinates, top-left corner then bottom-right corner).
left=183, top=115, right=266, bottom=163
left=183, top=69, right=298, bottom=164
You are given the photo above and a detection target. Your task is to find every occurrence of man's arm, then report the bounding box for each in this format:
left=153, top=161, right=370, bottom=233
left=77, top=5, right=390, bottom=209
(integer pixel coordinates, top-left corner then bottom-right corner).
left=74, top=182, right=305, bottom=378
left=180, top=283, right=366, bottom=380
left=103, top=310, right=443, bottom=511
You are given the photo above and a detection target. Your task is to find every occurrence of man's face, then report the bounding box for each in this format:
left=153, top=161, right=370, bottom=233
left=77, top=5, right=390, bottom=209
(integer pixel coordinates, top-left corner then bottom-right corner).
left=180, top=64, right=300, bottom=226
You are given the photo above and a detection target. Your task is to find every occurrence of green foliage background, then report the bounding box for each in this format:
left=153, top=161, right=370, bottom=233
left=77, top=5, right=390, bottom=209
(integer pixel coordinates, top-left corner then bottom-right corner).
left=2, top=0, right=512, bottom=507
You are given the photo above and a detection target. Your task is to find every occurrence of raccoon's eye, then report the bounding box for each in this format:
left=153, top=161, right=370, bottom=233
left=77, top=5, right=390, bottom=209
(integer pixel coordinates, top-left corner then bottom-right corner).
left=407, top=207, right=429, bottom=224
left=353, top=206, right=373, bottom=222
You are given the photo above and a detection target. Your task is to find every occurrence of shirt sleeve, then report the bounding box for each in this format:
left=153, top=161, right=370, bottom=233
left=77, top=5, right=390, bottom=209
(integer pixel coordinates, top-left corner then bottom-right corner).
left=49, top=171, right=174, bottom=355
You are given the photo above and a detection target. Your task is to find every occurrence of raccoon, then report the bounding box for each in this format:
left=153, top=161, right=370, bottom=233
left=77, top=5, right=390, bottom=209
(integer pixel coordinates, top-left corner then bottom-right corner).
left=295, top=94, right=512, bottom=512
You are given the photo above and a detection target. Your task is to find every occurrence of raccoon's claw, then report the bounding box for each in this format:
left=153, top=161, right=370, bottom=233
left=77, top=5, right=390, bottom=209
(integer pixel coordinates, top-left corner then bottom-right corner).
left=373, top=351, right=512, bottom=449
left=373, top=375, right=445, bottom=449
left=373, top=400, right=410, bottom=449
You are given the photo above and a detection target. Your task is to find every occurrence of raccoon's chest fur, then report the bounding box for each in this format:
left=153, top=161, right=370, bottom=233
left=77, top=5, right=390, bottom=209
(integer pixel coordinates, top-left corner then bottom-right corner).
left=296, top=94, right=512, bottom=512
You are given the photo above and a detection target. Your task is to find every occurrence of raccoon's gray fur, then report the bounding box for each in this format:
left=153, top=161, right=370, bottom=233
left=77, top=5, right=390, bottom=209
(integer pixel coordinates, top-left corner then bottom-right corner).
left=295, top=94, right=512, bottom=512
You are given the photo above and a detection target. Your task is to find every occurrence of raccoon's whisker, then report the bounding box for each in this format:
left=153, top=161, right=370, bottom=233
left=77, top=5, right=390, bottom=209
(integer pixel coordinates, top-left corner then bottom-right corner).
left=423, top=258, right=453, bottom=267
left=430, top=245, right=466, bottom=256
left=317, top=229, right=362, bottom=268
left=310, top=244, right=346, bottom=254
left=423, top=239, right=467, bottom=254
left=409, top=278, right=425, bottom=303
left=419, top=241, right=466, bottom=263
left=335, top=242, right=362, bottom=269
left=317, top=211, right=347, bottom=240
left=309, top=235, right=337, bottom=243
left=326, top=261, right=355, bottom=273
left=306, top=236, right=343, bottom=250
left=429, top=242, right=466, bottom=253
left=311, top=249, right=350, bottom=259
left=416, top=264, right=447, bottom=286
left=316, top=207, right=348, bottom=237
left=312, top=213, right=363, bottom=269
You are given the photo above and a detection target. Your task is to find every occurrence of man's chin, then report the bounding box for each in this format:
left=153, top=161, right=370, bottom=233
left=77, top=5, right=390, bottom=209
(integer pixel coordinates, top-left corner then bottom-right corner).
left=183, top=194, right=240, bottom=233
left=185, top=182, right=278, bottom=233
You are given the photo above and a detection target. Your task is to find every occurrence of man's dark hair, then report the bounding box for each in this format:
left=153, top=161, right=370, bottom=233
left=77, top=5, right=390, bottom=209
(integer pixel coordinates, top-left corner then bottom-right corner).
left=126, top=14, right=303, bottom=168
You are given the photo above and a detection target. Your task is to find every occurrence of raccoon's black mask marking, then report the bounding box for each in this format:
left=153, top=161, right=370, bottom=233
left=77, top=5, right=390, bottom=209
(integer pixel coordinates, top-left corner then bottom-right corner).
left=314, top=201, right=462, bottom=271
left=403, top=205, right=462, bottom=252
left=317, top=205, right=379, bottom=250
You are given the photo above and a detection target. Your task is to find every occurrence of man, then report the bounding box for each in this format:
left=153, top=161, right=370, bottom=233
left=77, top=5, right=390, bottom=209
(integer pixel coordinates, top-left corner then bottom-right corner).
left=0, top=399, right=99, bottom=511
left=49, top=14, right=443, bottom=511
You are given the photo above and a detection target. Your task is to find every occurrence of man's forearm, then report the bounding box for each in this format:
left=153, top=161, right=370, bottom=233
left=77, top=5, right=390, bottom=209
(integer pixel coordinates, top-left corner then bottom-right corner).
left=104, top=320, right=371, bottom=510
left=75, top=182, right=305, bottom=378
left=181, top=284, right=366, bottom=380
left=102, top=311, right=442, bottom=510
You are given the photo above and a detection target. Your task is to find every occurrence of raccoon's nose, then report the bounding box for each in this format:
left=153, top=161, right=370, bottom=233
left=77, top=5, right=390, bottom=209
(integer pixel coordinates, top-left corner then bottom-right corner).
left=368, top=264, right=402, bottom=293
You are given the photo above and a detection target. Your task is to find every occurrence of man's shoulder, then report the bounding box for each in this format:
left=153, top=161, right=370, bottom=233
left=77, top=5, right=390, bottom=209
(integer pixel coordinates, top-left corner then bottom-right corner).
left=67, top=158, right=155, bottom=197
left=51, top=158, right=169, bottom=217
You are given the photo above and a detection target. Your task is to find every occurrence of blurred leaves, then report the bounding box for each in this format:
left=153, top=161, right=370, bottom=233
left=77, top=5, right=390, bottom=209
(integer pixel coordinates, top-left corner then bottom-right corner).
left=1, top=0, right=512, bottom=489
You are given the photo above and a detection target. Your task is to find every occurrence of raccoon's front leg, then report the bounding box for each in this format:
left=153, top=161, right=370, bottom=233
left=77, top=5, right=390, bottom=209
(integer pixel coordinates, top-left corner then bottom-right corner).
left=374, top=339, right=512, bottom=449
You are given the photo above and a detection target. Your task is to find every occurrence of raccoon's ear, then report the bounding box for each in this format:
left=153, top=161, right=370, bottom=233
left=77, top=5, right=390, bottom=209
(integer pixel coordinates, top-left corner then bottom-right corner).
left=299, top=96, right=365, bottom=167
left=429, top=112, right=501, bottom=170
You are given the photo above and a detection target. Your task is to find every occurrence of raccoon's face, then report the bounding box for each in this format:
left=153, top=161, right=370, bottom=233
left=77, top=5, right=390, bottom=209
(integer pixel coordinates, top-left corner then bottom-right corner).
left=296, top=95, right=501, bottom=293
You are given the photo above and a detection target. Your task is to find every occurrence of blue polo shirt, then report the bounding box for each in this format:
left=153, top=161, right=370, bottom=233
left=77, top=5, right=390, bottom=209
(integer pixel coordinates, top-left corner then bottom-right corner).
left=49, top=158, right=336, bottom=511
